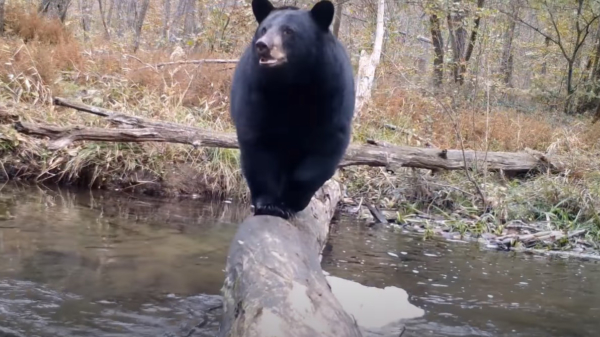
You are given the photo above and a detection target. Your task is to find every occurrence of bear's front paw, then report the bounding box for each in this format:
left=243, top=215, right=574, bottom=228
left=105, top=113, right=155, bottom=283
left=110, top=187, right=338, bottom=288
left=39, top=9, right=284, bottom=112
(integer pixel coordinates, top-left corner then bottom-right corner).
left=254, top=203, right=295, bottom=220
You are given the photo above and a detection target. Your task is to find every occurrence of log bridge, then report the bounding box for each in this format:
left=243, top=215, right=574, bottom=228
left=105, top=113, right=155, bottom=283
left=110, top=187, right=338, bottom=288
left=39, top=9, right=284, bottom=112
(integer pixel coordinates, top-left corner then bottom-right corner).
left=10, top=97, right=565, bottom=336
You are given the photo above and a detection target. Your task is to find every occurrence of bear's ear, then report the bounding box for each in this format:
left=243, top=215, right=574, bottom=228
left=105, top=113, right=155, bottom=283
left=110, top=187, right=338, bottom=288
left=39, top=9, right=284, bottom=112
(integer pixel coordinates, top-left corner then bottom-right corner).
left=252, top=0, right=275, bottom=24
left=310, top=1, right=335, bottom=31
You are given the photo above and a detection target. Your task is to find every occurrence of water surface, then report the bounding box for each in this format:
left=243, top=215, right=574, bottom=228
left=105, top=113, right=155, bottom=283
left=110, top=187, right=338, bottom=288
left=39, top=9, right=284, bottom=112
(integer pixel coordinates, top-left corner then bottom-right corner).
left=0, top=182, right=598, bottom=336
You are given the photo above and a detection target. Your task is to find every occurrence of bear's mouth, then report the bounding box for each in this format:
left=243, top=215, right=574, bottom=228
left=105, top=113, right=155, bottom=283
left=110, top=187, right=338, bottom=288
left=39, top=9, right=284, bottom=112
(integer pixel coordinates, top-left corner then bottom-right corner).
left=259, top=56, right=287, bottom=67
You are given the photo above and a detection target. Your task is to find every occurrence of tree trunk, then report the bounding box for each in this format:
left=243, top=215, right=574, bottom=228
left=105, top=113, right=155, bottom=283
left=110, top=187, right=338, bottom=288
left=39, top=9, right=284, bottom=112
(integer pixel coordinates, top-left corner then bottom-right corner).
left=446, top=0, right=467, bottom=84
left=429, top=14, right=444, bottom=88
left=125, top=0, right=137, bottom=30
left=168, top=0, right=188, bottom=40
left=541, top=36, right=550, bottom=75
left=162, top=0, right=171, bottom=39
left=106, top=0, right=114, bottom=27
left=354, top=0, right=385, bottom=119
left=564, top=60, right=576, bottom=114
left=183, top=0, right=197, bottom=37
left=38, top=0, right=73, bottom=23
left=500, top=0, right=519, bottom=86
left=132, top=0, right=150, bottom=52
left=0, top=0, right=5, bottom=35
left=78, top=0, right=92, bottom=41
left=218, top=181, right=364, bottom=337
left=463, top=0, right=485, bottom=73
left=332, top=0, right=343, bottom=38
left=591, top=21, right=600, bottom=81
left=97, top=0, right=111, bottom=40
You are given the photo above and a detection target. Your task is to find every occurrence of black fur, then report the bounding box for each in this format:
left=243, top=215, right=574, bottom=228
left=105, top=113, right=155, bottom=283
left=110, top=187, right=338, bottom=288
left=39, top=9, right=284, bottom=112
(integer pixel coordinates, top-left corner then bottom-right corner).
left=231, top=0, right=355, bottom=219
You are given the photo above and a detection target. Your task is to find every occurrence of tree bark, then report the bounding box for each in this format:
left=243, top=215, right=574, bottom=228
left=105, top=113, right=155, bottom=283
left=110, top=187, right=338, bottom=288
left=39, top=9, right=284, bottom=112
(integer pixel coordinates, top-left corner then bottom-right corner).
left=183, top=0, right=197, bottom=37
left=500, top=0, right=519, bottom=86
left=332, top=0, right=343, bottom=38
left=0, top=0, right=5, bottom=35
left=541, top=36, right=550, bottom=75
left=106, top=0, right=114, bottom=27
left=132, top=0, right=150, bottom=52
left=354, top=0, right=385, bottom=119
left=218, top=180, right=364, bottom=337
left=78, top=0, right=92, bottom=41
left=13, top=97, right=565, bottom=175
left=162, top=0, right=171, bottom=39
left=97, top=0, right=110, bottom=40
left=446, top=0, right=466, bottom=84
left=463, top=0, right=484, bottom=68
left=429, top=13, right=444, bottom=88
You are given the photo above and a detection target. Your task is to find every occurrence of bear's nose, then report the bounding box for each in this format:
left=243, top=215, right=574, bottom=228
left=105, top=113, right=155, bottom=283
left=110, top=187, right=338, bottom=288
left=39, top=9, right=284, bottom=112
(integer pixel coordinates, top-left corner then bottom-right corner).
left=255, top=40, right=270, bottom=56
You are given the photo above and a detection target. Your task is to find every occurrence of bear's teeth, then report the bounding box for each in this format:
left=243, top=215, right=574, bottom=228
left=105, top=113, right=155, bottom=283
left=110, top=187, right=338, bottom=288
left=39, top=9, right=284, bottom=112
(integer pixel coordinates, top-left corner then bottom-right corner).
left=260, top=57, right=278, bottom=64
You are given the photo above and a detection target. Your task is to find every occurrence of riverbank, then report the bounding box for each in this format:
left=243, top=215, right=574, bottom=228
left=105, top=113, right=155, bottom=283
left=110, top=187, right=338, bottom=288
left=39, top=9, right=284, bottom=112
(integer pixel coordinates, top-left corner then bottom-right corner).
left=1, top=8, right=600, bottom=256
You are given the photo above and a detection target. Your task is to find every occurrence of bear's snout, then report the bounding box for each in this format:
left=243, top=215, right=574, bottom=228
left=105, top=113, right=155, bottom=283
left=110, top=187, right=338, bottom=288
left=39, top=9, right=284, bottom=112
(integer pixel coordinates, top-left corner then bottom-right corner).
left=255, top=40, right=271, bottom=57
left=255, top=34, right=287, bottom=67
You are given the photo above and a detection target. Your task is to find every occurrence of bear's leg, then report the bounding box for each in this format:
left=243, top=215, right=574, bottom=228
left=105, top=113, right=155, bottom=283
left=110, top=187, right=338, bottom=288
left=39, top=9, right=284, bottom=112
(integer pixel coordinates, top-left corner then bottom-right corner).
left=239, top=143, right=292, bottom=219
left=281, top=154, right=339, bottom=215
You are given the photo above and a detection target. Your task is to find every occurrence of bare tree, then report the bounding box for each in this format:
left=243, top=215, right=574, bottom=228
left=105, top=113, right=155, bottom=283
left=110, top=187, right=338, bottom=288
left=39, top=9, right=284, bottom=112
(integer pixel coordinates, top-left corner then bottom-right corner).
left=78, top=0, right=93, bottom=41
left=106, top=0, right=114, bottom=27
left=500, top=0, right=520, bottom=86
left=132, top=0, right=150, bottom=52
left=355, top=0, right=385, bottom=118
left=447, top=0, right=485, bottom=85
left=429, top=13, right=444, bottom=88
left=97, top=0, right=111, bottom=40
left=502, top=0, right=600, bottom=113
left=183, top=0, right=197, bottom=37
left=463, top=0, right=484, bottom=75
left=163, top=0, right=171, bottom=39
left=446, top=0, right=467, bottom=84
left=38, top=0, right=73, bottom=23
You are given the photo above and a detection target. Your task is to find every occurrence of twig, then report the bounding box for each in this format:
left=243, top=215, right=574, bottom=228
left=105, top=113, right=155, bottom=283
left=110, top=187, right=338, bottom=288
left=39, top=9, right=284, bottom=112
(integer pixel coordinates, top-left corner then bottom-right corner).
left=384, top=124, right=437, bottom=148
left=137, top=59, right=240, bottom=70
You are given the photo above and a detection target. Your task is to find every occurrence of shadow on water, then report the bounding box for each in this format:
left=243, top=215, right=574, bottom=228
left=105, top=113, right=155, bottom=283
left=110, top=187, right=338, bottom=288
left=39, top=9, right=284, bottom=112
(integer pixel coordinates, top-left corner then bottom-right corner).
left=0, top=181, right=599, bottom=336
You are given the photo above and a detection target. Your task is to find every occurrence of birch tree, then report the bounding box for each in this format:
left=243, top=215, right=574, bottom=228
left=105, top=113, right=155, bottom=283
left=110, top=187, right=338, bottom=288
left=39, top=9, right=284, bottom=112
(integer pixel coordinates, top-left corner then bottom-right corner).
left=354, top=0, right=385, bottom=119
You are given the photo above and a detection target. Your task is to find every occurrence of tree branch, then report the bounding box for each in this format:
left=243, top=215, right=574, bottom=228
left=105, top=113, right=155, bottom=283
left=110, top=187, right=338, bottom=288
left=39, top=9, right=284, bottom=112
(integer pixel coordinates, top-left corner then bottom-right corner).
left=497, top=8, right=558, bottom=45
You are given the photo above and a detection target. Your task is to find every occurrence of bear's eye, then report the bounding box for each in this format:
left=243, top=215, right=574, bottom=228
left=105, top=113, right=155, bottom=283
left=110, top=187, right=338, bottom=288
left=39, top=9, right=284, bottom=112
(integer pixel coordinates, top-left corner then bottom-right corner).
left=282, top=27, right=294, bottom=36
left=260, top=27, right=267, bottom=36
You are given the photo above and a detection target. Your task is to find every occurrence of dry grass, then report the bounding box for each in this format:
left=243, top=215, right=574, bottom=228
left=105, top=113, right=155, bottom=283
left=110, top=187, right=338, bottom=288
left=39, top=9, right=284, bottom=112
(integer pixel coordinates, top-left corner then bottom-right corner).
left=0, top=8, right=599, bottom=242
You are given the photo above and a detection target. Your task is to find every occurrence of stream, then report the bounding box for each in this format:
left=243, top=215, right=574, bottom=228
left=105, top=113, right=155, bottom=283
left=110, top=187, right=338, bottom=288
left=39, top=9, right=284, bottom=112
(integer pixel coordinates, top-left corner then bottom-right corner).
left=0, top=182, right=598, bottom=337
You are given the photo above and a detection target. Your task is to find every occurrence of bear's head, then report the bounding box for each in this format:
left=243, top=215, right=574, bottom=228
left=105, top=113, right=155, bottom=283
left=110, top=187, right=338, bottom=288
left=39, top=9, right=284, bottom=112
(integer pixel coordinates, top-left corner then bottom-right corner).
left=250, top=0, right=335, bottom=70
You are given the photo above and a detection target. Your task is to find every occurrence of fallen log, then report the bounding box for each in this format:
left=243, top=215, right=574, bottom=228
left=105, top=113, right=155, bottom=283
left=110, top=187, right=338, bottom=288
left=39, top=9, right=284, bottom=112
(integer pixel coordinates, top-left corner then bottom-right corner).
left=218, top=179, right=363, bottom=337
left=13, top=97, right=564, bottom=174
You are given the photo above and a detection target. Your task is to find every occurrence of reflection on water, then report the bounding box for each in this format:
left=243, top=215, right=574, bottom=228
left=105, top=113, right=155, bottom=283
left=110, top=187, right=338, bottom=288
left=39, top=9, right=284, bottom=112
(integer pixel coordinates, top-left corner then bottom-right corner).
left=322, top=217, right=600, bottom=337
left=0, top=182, right=599, bottom=336
left=0, top=182, right=244, bottom=336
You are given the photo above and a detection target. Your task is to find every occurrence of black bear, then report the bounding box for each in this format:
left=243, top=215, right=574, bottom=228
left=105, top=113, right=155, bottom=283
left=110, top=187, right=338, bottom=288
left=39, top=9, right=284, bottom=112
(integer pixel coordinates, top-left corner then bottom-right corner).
left=230, top=0, right=355, bottom=220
